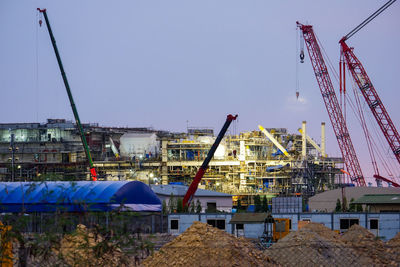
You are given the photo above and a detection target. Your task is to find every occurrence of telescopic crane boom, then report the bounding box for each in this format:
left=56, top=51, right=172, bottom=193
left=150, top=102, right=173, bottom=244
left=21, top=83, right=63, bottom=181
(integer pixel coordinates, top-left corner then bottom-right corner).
left=183, top=114, right=237, bottom=208
left=37, top=8, right=97, bottom=181
left=297, top=22, right=366, bottom=186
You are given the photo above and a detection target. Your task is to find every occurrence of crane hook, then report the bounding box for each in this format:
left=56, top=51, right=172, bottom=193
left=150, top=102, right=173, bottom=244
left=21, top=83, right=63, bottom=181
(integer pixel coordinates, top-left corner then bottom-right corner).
left=300, top=50, right=305, bottom=63
left=39, top=19, right=43, bottom=27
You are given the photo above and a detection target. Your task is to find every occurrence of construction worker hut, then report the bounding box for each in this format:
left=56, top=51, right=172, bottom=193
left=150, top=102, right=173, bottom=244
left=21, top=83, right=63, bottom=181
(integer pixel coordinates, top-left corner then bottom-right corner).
left=0, top=181, right=163, bottom=233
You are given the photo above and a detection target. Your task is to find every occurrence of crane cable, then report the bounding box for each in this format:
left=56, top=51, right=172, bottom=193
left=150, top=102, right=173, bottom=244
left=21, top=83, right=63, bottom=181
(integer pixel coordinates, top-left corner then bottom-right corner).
left=342, top=0, right=396, bottom=41
left=35, top=11, right=41, bottom=122
left=295, top=27, right=300, bottom=100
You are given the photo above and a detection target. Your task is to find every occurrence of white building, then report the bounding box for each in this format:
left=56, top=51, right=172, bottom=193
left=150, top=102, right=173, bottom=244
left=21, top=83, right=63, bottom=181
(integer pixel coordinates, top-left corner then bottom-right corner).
left=119, top=133, right=159, bottom=159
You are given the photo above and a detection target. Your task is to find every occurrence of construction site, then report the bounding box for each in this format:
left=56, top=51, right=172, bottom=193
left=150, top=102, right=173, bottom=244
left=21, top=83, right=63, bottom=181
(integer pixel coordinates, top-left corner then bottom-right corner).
left=0, top=119, right=344, bottom=203
left=0, top=0, right=399, bottom=266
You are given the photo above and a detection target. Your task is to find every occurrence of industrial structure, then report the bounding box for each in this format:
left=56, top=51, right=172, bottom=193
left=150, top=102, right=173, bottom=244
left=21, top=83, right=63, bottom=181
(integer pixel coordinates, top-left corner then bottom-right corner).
left=0, top=118, right=344, bottom=206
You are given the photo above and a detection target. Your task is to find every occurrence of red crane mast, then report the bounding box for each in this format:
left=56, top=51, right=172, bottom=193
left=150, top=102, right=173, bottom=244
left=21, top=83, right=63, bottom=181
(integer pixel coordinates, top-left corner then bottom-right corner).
left=339, top=0, right=400, bottom=167
left=183, top=114, right=237, bottom=208
left=297, top=22, right=366, bottom=186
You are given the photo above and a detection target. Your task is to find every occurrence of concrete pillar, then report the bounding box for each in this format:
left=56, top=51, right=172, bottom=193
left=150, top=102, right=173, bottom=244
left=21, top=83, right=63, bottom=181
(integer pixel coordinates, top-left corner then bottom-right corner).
left=321, top=122, right=326, bottom=157
left=302, top=121, right=307, bottom=158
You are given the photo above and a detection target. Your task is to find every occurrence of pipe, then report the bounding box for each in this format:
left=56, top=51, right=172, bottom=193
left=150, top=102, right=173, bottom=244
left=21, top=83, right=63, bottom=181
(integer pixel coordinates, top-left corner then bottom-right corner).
left=258, top=125, right=291, bottom=158
left=302, top=121, right=306, bottom=158
left=321, top=122, right=326, bottom=157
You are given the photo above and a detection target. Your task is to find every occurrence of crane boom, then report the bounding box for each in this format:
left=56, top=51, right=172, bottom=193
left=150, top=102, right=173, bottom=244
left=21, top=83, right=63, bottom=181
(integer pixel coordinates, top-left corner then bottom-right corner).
left=182, top=114, right=237, bottom=208
left=37, top=8, right=97, bottom=181
left=340, top=41, right=400, bottom=166
left=339, top=0, right=400, bottom=167
left=297, top=22, right=366, bottom=186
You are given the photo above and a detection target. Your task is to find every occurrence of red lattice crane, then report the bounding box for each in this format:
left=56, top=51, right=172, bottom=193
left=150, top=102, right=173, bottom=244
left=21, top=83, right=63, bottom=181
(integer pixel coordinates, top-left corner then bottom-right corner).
left=339, top=0, right=400, bottom=187
left=297, top=22, right=366, bottom=186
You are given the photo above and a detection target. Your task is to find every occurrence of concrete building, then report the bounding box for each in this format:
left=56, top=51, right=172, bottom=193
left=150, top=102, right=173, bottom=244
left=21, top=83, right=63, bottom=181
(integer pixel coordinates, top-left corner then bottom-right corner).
left=229, top=213, right=268, bottom=238
left=309, top=187, right=400, bottom=212
left=167, top=212, right=400, bottom=240
left=353, top=194, right=400, bottom=212
left=167, top=213, right=233, bottom=235
left=150, top=184, right=233, bottom=212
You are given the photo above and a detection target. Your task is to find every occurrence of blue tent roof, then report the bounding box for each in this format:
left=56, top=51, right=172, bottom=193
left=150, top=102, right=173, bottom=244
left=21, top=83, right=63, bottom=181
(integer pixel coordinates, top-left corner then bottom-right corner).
left=0, top=181, right=161, bottom=213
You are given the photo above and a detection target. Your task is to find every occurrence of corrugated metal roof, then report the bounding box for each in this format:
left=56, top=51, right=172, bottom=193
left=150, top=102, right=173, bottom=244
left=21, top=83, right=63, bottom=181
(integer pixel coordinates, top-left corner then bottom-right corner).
left=0, top=181, right=161, bottom=213
left=150, top=185, right=231, bottom=197
left=353, top=194, right=400, bottom=204
left=229, top=213, right=268, bottom=224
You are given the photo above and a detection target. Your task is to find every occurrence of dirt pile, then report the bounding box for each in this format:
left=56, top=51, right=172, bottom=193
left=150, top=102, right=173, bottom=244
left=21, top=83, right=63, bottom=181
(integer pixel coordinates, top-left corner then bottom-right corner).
left=387, top=231, right=400, bottom=263
left=264, top=222, right=371, bottom=267
left=142, top=221, right=277, bottom=267
left=340, top=224, right=399, bottom=265
left=57, top=224, right=124, bottom=267
left=387, top=231, right=400, bottom=246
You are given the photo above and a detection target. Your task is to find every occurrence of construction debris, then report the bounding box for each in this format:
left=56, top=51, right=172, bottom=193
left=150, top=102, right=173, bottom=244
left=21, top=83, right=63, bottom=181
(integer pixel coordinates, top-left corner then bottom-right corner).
left=142, top=221, right=277, bottom=267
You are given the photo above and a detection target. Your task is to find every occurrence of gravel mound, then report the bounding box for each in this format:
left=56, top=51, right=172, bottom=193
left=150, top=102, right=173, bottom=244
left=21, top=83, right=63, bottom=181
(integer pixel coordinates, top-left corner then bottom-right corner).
left=142, top=221, right=277, bottom=267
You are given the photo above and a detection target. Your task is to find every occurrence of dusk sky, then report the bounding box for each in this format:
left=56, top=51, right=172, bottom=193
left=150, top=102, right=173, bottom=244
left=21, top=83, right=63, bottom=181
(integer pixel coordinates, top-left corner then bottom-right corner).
left=1, top=0, right=399, bottom=182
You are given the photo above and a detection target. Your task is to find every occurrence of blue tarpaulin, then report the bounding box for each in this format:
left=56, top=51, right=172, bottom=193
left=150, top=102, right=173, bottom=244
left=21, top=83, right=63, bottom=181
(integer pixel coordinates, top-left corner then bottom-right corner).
left=266, top=163, right=290, bottom=172
left=0, top=181, right=161, bottom=213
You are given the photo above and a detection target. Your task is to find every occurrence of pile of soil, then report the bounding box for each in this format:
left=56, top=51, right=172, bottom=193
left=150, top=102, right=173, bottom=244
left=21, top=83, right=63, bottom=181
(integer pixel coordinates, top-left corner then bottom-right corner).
left=142, top=221, right=277, bottom=267
left=341, top=224, right=399, bottom=265
left=264, top=222, right=371, bottom=267
left=387, top=231, right=400, bottom=246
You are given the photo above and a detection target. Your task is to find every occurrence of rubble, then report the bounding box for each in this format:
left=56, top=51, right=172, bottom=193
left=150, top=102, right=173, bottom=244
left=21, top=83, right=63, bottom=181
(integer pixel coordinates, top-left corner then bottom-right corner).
left=142, top=221, right=277, bottom=267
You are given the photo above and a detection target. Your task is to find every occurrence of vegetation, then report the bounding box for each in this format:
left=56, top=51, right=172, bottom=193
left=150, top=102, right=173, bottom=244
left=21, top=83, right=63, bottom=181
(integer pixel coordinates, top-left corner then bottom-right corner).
left=335, top=199, right=342, bottom=212
left=0, top=181, right=155, bottom=266
left=195, top=200, right=202, bottom=213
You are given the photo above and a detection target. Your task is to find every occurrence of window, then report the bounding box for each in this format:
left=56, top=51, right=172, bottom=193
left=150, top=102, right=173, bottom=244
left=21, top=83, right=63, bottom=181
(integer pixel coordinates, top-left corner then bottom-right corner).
left=170, top=219, right=179, bottom=230
left=340, top=219, right=359, bottom=230
left=236, top=224, right=244, bottom=230
left=207, top=202, right=217, bottom=212
left=207, top=219, right=225, bottom=230
left=370, top=219, right=378, bottom=230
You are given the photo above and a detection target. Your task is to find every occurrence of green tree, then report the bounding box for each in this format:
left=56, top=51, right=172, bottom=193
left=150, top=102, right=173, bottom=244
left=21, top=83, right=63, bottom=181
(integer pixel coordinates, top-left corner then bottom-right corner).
left=261, top=196, right=268, bottom=212
left=356, top=204, right=363, bottom=212
left=177, top=198, right=183, bottom=213
left=349, top=198, right=356, bottom=212
left=195, top=199, right=202, bottom=213
left=254, top=195, right=262, bottom=212
left=168, top=193, right=176, bottom=213
left=237, top=199, right=243, bottom=212
left=335, top=199, right=342, bottom=212
left=162, top=199, right=167, bottom=214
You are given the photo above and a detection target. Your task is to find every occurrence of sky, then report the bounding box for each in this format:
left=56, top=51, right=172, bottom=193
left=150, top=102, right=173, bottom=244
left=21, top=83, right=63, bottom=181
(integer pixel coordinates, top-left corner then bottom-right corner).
left=1, top=0, right=399, bottom=181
